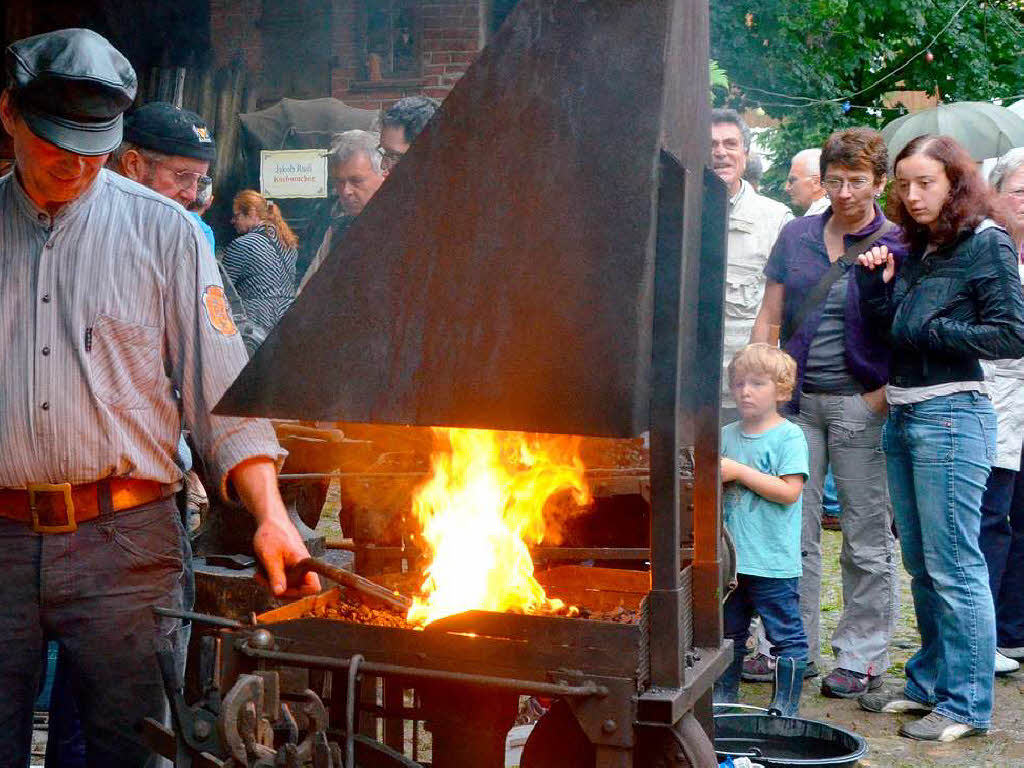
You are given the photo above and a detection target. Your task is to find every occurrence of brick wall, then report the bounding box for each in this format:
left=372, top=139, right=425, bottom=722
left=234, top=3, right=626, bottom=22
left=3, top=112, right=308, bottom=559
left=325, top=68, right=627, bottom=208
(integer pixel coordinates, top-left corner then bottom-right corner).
left=209, top=0, right=262, bottom=74
left=210, top=0, right=485, bottom=112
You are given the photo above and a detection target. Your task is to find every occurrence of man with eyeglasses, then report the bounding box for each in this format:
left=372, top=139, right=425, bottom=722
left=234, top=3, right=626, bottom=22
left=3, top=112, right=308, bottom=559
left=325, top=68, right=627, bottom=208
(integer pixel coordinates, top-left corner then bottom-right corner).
left=379, top=95, right=439, bottom=174
left=711, top=108, right=793, bottom=421
left=110, top=101, right=217, bottom=251
left=786, top=148, right=829, bottom=216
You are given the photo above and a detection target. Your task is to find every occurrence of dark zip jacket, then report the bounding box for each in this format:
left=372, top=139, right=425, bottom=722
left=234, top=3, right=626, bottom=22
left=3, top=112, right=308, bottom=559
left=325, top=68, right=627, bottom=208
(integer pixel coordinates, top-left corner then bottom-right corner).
left=857, top=222, right=1024, bottom=388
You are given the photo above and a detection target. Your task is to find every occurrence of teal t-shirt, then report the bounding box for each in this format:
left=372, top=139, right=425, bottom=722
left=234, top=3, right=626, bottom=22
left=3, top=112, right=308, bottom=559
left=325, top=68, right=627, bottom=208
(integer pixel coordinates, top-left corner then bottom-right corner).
left=721, top=419, right=809, bottom=579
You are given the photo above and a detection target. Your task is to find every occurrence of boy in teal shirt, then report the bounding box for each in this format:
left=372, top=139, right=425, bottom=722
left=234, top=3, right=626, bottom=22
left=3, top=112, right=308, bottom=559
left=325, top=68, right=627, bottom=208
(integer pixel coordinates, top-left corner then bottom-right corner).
left=715, top=343, right=810, bottom=716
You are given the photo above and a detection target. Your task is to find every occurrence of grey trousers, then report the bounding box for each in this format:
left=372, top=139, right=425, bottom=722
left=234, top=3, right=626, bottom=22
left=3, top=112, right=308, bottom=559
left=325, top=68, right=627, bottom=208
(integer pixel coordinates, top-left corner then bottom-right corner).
left=0, top=498, right=185, bottom=768
left=793, top=391, right=899, bottom=674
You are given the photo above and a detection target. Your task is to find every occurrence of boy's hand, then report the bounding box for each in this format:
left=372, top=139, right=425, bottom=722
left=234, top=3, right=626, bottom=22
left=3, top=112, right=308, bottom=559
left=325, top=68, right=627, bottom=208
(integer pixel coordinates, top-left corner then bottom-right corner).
left=720, top=458, right=742, bottom=483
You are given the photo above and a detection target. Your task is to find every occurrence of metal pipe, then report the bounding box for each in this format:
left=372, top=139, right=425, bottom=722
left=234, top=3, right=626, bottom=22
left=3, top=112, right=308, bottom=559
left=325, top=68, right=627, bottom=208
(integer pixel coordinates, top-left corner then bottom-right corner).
left=237, top=643, right=608, bottom=698
left=153, top=607, right=246, bottom=629
left=346, top=654, right=363, bottom=768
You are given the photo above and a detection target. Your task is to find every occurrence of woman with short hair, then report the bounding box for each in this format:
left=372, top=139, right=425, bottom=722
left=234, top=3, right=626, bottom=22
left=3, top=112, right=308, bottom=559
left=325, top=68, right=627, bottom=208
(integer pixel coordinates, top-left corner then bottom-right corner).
left=856, top=135, right=1024, bottom=742
left=222, top=190, right=299, bottom=353
left=751, top=127, right=904, bottom=699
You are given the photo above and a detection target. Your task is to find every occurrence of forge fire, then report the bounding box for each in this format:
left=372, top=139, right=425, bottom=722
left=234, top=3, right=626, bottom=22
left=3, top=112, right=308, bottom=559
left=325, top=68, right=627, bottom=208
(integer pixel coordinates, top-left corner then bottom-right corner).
left=405, top=427, right=592, bottom=626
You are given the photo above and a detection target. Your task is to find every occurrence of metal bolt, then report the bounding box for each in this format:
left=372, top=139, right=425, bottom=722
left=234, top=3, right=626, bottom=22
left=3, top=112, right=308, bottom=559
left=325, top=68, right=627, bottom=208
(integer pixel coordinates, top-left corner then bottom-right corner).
left=601, top=719, right=617, bottom=733
left=193, top=719, right=212, bottom=739
left=249, top=628, right=275, bottom=650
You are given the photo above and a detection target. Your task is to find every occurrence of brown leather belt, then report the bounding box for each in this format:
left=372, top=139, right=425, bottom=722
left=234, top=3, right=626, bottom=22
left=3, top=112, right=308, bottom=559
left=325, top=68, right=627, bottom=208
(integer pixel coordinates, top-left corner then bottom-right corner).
left=0, top=479, right=171, bottom=534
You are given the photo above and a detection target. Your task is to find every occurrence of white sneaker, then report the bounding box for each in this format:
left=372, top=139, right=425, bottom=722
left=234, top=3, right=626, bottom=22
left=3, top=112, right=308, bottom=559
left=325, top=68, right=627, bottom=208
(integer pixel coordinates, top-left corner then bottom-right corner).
left=998, top=646, right=1024, bottom=660
left=995, top=651, right=1020, bottom=676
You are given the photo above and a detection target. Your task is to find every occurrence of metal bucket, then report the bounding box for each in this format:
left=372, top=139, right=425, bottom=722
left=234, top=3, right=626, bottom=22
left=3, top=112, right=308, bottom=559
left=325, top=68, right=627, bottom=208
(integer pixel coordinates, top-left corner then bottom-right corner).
left=714, top=705, right=868, bottom=768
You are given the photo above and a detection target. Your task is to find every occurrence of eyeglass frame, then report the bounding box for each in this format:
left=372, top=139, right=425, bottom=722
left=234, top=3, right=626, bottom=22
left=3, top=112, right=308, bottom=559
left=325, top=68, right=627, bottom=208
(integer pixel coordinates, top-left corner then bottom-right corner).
left=138, top=149, right=213, bottom=192
left=376, top=144, right=405, bottom=172
left=822, top=176, right=872, bottom=193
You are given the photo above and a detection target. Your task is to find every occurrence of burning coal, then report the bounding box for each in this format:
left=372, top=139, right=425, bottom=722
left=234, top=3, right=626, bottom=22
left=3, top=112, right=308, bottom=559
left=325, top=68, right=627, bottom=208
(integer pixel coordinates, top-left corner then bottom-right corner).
left=406, top=428, right=592, bottom=626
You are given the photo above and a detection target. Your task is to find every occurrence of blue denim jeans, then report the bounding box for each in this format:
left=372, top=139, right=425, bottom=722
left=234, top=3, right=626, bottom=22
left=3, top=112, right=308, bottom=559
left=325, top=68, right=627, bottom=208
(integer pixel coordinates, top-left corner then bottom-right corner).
left=822, top=465, right=841, bottom=517
left=724, top=574, right=808, bottom=661
left=884, top=392, right=997, bottom=729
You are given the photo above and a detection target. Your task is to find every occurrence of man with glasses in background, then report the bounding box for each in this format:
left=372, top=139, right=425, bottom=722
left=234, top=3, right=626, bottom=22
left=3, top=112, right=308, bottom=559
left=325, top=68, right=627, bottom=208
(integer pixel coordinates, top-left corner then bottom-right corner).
left=786, top=148, right=829, bottom=216
left=378, top=95, right=439, bottom=173
left=110, top=101, right=217, bottom=251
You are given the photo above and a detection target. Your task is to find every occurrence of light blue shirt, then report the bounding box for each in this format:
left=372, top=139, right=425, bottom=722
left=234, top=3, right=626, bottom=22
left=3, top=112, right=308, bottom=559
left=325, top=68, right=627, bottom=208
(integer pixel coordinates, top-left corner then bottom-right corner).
left=721, top=419, right=809, bottom=578
left=190, top=212, right=216, bottom=252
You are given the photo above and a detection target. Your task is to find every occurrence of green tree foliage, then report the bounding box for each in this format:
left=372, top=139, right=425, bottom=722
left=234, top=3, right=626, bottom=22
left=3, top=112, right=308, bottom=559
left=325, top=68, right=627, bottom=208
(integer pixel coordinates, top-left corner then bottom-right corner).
left=711, top=0, right=1024, bottom=197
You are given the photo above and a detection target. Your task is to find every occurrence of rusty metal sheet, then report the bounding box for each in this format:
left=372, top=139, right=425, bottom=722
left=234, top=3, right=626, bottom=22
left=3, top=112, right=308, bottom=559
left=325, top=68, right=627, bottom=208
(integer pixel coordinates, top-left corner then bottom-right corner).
left=215, top=0, right=704, bottom=437
left=257, top=614, right=641, bottom=679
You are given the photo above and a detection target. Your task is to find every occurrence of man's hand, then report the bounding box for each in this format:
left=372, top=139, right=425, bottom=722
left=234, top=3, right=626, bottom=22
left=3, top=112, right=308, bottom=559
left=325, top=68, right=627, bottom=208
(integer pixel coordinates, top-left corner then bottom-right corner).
left=230, top=457, right=321, bottom=597
left=720, top=457, right=743, bottom=483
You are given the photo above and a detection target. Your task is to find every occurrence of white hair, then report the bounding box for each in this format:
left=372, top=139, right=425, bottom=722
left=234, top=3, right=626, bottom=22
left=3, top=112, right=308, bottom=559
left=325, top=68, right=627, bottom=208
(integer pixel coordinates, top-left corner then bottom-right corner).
left=791, top=148, right=822, bottom=178
left=989, top=147, right=1024, bottom=192
left=328, top=129, right=383, bottom=174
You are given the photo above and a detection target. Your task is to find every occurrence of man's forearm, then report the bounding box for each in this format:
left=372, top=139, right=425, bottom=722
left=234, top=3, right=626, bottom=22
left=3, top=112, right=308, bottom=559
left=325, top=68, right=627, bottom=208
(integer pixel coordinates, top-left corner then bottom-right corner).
left=230, top=456, right=288, bottom=522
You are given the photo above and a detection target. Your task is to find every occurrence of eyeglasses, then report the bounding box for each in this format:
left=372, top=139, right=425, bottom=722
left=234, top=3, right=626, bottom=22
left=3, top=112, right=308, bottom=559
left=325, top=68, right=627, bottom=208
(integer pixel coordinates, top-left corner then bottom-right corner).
left=144, top=154, right=212, bottom=192
left=376, top=145, right=405, bottom=172
left=823, top=177, right=871, bottom=193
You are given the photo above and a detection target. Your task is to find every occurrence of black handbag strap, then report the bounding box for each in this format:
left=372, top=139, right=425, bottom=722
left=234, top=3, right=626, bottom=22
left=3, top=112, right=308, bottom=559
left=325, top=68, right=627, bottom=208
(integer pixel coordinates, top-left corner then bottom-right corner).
left=785, top=219, right=896, bottom=342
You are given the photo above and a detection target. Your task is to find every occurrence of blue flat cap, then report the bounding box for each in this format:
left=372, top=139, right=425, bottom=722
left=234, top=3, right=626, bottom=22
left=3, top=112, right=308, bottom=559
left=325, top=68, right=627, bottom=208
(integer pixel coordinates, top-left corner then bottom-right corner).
left=6, top=28, right=137, bottom=156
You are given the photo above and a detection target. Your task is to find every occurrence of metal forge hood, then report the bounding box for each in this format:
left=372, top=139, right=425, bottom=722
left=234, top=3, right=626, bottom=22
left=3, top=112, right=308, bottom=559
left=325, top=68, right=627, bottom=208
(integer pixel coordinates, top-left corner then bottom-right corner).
left=215, top=0, right=710, bottom=437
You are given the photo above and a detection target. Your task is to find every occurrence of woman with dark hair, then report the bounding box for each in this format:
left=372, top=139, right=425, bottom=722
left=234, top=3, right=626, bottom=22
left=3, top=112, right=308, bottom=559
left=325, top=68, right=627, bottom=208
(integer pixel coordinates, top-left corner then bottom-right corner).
left=223, top=190, right=299, bottom=354
left=856, top=135, right=1024, bottom=742
left=751, top=128, right=904, bottom=699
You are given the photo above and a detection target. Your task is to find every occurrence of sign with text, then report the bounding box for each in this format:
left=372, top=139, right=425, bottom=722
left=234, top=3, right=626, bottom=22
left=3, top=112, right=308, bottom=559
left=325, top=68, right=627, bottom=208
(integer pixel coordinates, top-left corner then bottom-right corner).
left=260, top=150, right=328, bottom=198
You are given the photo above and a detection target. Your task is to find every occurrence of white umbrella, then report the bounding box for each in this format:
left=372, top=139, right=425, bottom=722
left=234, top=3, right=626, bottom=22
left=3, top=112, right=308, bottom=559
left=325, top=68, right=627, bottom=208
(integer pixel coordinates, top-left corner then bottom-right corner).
left=882, top=101, right=1024, bottom=162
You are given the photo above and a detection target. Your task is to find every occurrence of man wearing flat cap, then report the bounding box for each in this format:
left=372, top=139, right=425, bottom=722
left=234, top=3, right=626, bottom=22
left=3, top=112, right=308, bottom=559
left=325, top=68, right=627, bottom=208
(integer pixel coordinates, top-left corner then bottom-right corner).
left=0, top=27, right=319, bottom=767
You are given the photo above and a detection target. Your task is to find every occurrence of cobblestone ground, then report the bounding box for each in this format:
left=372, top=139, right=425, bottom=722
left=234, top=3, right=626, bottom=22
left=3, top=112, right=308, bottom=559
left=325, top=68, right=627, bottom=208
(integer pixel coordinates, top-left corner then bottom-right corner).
left=740, top=529, right=1024, bottom=768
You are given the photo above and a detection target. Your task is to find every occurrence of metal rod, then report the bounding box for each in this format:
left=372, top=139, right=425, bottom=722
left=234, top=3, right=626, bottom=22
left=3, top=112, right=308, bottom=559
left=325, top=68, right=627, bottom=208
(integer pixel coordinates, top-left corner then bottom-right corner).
left=153, top=607, right=246, bottom=629
left=346, top=654, right=363, bottom=768
left=530, top=547, right=693, bottom=561
left=238, top=643, right=608, bottom=698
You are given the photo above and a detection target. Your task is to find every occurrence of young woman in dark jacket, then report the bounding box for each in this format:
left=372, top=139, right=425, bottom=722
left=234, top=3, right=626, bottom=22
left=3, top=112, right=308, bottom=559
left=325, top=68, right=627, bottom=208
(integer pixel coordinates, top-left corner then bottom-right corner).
left=855, top=135, right=1024, bottom=742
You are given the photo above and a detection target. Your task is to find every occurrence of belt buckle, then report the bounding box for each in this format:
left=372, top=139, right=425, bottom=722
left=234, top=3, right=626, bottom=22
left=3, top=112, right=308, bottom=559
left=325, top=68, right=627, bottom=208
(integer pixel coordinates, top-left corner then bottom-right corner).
left=28, top=482, right=77, bottom=534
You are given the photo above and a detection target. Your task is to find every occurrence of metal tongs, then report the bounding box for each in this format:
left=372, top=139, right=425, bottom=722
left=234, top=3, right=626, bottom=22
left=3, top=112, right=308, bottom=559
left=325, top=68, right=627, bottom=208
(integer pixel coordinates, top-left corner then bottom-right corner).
left=286, top=556, right=412, bottom=613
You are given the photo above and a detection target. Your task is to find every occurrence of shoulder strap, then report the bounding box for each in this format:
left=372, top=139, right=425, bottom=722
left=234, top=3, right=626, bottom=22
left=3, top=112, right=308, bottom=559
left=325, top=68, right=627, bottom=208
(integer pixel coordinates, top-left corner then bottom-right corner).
left=785, top=219, right=896, bottom=342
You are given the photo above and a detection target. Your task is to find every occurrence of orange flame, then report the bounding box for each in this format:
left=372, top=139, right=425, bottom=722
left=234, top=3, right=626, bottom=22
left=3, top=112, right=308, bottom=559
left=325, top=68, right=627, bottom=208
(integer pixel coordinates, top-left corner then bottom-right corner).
left=406, top=427, right=591, bottom=626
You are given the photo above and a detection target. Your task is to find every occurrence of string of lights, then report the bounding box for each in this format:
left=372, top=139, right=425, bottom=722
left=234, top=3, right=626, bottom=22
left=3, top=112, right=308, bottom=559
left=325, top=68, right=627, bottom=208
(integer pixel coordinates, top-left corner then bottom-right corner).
left=729, top=0, right=987, bottom=111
